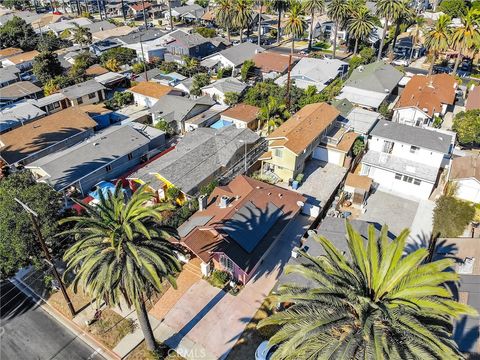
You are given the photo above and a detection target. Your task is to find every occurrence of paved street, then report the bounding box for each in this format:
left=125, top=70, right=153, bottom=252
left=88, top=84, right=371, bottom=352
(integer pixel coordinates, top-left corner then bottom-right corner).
left=0, top=280, right=105, bottom=360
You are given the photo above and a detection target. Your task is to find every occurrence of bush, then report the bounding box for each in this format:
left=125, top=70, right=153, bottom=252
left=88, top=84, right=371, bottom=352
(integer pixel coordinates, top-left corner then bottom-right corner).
left=453, top=109, right=480, bottom=145
left=224, top=91, right=240, bottom=106
left=352, top=137, right=365, bottom=156
left=208, top=270, right=230, bottom=288
left=194, top=26, right=216, bottom=38
left=166, top=186, right=181, bottom=202
left=312, top=41, right=330, bottom=50
left=433, top=195, right=475, bottom=237
left=105, top=92, right=133, bottom=110
left=154, top=119, right=175, bottom=135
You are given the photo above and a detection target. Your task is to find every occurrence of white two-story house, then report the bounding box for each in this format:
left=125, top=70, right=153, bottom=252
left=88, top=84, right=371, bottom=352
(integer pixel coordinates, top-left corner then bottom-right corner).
left=360, top=120, right=453, bottom=199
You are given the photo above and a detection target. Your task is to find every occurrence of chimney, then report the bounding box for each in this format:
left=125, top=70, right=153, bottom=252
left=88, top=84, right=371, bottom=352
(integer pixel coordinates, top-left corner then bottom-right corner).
left=219, top=195, right=229, bottom=208
left=198, top=194, right=207, bottom=211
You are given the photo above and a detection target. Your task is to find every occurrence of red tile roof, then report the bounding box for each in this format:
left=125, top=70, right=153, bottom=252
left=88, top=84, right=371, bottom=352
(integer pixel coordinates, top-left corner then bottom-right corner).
left=221, top=103, right=260, bottom=123
left=467, top=86, right=480, bottom=111
left=130, top=2, right=152, bottom=11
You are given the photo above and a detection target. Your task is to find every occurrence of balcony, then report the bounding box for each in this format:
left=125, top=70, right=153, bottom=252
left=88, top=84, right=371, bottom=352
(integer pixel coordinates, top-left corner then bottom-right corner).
left=321, top=122, right=351, bottom=146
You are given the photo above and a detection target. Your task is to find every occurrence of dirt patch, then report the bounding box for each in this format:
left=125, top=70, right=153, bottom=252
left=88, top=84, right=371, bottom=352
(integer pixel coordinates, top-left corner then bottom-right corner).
left=85, top=309, right=136, bottom=349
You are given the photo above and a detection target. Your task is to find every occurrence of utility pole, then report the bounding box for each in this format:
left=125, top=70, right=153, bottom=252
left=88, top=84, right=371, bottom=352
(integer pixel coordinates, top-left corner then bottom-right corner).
left=141, top=0, right=148, bottom=29
left=257, top=0, right=262, bottom=46
left=168, top=0, right=173, bottom=30
left=139, top=33, right=148, bottom=81
left=15, top=198, right=76, bottom=318
left=286, top=53, right=292, bottom=109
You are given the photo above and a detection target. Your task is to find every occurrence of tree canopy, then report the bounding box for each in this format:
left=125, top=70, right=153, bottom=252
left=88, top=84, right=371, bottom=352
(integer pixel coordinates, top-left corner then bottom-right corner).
left=433, top=195, right=475, bottom=237
left=0, top=172, right=64, bottom=279
left=452, top=109, right=480, bottom=145
left=194, top=26, right=217, bottom=38
left=438, top=0, right=467, bottom=18
left=190, top=73, right=210, bottom=96
left=0, top=16, right=38, bottom=50
left=100, top=47, right=136, bottom=66
left=32, top=52, right=63, bottom=84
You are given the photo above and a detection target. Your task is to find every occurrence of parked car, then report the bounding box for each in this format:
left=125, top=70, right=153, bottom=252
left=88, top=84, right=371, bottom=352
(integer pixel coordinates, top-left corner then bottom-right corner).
left=255, top=341, right=278, bottom=360
left=391, top=57, right=410, bottom=66
left=433, top=64, right=453, bottom=74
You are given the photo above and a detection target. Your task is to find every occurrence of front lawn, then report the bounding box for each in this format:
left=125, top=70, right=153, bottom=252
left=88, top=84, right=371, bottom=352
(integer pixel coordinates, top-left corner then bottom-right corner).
left=86, top=309, right=136, bottom=348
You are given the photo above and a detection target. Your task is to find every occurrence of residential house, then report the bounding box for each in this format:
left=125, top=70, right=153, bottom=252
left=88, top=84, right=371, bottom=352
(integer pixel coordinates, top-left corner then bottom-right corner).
left=27, top=93, right=70, bottom=115
left=0, top=66, right=20, bottom=88
left=0, top=102, right=46, bottom=134
left=164, top=30, right=226, bottom=63
left=201, top=42, right=264, bottom=75
left=343, top=172, right=373, bottom=208
left=261, top=102, right=340, bottom=182
left=275, top=57, right=348, bottom=92
left=128, top=125, right=261, bottom=198
left=94, top=72, right=128, bottom=88
left=127, top=2, right=153, bottom=18
left=167, top=4, right=206, bottom=23
left=185, top=104, right=228, bottom=132
left=360, top=120, right=453, bottom=199
left=201, top=78, right=247, bottom=105
left=134, top=68, right=163, bottom=82
left=172, top=175, right=306, bottom=284
left=0, top=81, right=43, bottom=105
left=219, top=103, right=260, bottom=130
left=0, top=47, right=23, bottom=60
left=91, top=25, right=137, bottom=41
left=0, top=10, right=42, bottom=26
left=174, top=77, right=194, bottom=94
left=85, top=64, right=110, bottom=77
left=1, top=50, right=40, bottom=74
left=31, top=13, right=67, bottom=33
left=149, top=71, right=186, bottom=86
left=47, top=17, right=93, bottom=36
left=337, top=61, right=404, bottom=110
left=150, top=95, right=215, bottom=133
left=117, top=28, right=166, bottom=62
left=0, top=107, right=97, bottom=166
left=432, top=237, right=480, bottom=355
left=84, top=20, right=117, bottom=34
left=26, top=125, right=151, bottom=195
left=128, top=82, right=184, bottom=108
left=449, top=155, right=480, bottom=203
left=466, top=86, right=480, bottom=111
left=331, top=98, right=380, bottom=136
left=61, top=79, right=106, bottom=106
left=253, top=51, right=296, bottom=80
left=393, top=74, right=457, bottom=128
left=89, top=38, right=122, bottom=56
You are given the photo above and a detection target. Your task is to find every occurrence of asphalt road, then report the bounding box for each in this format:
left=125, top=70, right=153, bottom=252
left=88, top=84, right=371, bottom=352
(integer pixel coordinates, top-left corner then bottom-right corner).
left=0, top=280, right=105, bottom=360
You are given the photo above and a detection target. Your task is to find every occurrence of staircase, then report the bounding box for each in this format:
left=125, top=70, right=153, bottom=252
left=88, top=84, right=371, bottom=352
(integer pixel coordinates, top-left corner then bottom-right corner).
left=183, top=258, right=203, bottom=278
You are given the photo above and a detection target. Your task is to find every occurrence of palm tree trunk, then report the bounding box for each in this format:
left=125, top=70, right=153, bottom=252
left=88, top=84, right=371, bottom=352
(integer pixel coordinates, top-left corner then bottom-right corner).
left=291, top=36, right=295, bottom=54
left=453, top=40, right=465, bottom=74
left=136, top=300, right=156, bottom=352
left=277, top=7, right=282, bottom=44
left=308, top=9, right=314, bottom=50
left=168, top=0, right=174, bottom=30
left=353, top=38, right=359, bottom=55
left=240, top=27, right=243, bottom=43
left=227, top=26, right=231, bottom=42
left=428, top=52, right=436, bottom=76
left=121, top=0, right=126, bottom=21
left=258, top=0, right=262, bottom=46
left=332, top=21, right=338, bottom=58
left=377, top=17, right=389, bottom=61
left=141, top=0, right=148, bottom=29
left=392, top=21, right=401, bottom=53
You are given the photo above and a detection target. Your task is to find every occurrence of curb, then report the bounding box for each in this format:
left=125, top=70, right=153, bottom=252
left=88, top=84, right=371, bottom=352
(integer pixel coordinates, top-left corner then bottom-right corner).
left=11, top=277, right=121, bottom=360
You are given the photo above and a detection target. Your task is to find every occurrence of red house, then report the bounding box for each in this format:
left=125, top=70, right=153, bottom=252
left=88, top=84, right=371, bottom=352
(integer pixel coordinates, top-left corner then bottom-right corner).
left=174, top=176, right=306, bottom=284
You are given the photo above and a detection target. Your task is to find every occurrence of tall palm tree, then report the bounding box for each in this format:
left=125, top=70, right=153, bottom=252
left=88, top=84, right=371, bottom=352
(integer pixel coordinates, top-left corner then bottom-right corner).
left=233, top=0, right=254, bottom=43
left=408, top=15, right=425, bottom=63
left=391, top=0, right=415, bottom=52
left=375, top=0, right=402, bottom=61
left=215, top=0, right=234, bottom=42
left=71, top=24, right=92, bottom=46
left=258, top=96, right=290, bottom=134
left=347, top=6, right=375, bottom=54
left=327, top=0, right=350, bottom=58
left=303, top=0, right=324, bottom=50
left=425, top=14, right=452, bottom=75
left=60, top=185, right=181, bottom=352
left=283, top=0, right=306, bottom=54
left=451, top=9, right=480, bottom=73
left=258, top=221, right=477, bottom=359
left=271, top=0, right=290, bottom=44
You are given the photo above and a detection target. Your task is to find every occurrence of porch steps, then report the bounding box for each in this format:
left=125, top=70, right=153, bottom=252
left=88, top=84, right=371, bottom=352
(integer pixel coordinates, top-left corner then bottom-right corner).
left=183, top=258, right=203, bottom=278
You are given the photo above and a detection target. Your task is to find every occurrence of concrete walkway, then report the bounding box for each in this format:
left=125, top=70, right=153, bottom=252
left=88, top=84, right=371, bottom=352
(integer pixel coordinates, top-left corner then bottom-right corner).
left=407, top=198, right=435, bottom=251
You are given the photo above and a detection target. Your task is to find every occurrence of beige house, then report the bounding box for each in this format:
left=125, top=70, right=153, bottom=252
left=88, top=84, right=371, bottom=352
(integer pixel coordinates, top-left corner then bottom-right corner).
left=260, top=102, right=340, bottom=182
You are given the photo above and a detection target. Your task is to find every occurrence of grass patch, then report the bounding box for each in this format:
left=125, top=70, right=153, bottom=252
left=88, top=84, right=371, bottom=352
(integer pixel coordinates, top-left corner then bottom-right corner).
left=127, top=340, right=184, bottom=360
left=226, top=297, right=278, bottom=360
left=206, top=270, right=230, bottom=288
left=86, top=309, right=136, bottom=349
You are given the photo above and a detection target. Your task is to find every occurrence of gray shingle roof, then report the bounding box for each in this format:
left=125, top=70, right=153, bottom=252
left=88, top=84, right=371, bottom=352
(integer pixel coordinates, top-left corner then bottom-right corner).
left=0, top=102, right=45, bottom=132
left=27, top=125, right=149, bottom=191
left=370, top=120, right=453, bottom=153
left=171, top=4, right=204, bottom=17
left=116, top=28, right=166, bottom=44
left=202, top=77, right=247, bottom=94
left=213, top=42, right=264, bottom=67
left=84, top=20, right=116, bottom=34
left=150, top=95, right=214, bottom=123
left=168, top=30, right=209, bottom=47
left=0, top=66, right=20, bottom=84
left=345, top=61, right=403, bottom=93
left=61, top=79, right=106, bottom=99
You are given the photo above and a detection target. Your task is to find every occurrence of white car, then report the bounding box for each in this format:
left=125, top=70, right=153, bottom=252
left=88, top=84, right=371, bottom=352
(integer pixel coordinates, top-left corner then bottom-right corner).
left=255, top=341, right=277, bottom=360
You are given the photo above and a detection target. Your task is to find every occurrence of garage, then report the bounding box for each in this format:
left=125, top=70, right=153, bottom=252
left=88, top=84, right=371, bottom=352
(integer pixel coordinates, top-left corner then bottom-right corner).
left=312, top=146, right=344, bottom=166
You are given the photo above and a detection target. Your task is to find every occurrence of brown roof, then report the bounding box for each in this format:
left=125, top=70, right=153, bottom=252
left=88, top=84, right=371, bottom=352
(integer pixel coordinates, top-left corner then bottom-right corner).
left=253, top=51, right=294, bottom=74
left=0, top=47, right=23, bottom=59
left=4, top=50, right=40, bottom=64
left=0, top=81, right=42, bottom=99
left=332, top=132, right=358, bottom=153
left=466, top=86, right=480, bottom=111
left=395, top=74, right=456, bottom=116
left=345, top=172, right=372, bottom=191
left=85, top=64, right=109, bottom=76
left=201, top=10, right=215, bottom=21
left=178, top=175, right=305, bottom=273
left=128, top=82, right=175, bottom=99
left=130, top=2, right=152, bottom=11
left=221, top=103, right=260, bottom=123
left=0, top=108, right=97, bottom=164
left=450, top=155, right=480, bottom=182
left=268, top=102, right=340, bottom=154
left=80, top=103, right=112, bottom=116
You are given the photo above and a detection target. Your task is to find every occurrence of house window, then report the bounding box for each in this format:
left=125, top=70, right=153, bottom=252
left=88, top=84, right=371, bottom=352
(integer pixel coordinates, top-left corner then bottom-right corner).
left=410, top=145, right=420, bottom=154
left=360, top=164, right=370, bottom=176
left=77, top=97, right=83, bottom=105
left=395, top=173, right=402, bottom=180
left=88, top=93, right=96, bottom=99
left=127, top=153, right=133, bottom=160
left=382, top=140, right=394, bottom=154
left=402, top=175, right=413, bottom=183
left=220, top=255, right=234, bottom=273
left=105, top=165, right=112, bottom=172
left=414, top=178, right=421, bottom=185
left=274, top=149, right=283, bottom=158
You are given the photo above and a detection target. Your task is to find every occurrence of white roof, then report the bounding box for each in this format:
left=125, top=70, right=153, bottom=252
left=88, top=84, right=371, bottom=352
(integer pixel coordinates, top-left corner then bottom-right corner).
left=337, top=86, right=387, bottom=109
left=94, top=72, right=126, bottom=85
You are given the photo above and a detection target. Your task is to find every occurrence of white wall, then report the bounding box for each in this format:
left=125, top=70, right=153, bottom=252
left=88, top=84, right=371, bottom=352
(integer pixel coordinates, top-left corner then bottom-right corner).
left=368, top=135, right=445, bottom=168
left=393, top=108, right=431, bottom=127
left=202, top=88, right=226, bottom=105
left=132, top=93, right=158, bottom=108
left=204, top=54, right=235, bottom=70
left=455, top=178, right=480, bottom=203
left=362, top=165, right=434, bottom=199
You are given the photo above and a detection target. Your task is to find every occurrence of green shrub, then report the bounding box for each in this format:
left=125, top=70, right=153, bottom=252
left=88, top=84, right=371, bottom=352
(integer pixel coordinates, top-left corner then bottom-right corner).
left=295, top=173, right=304, bottom=183
left=433, top=195, right=475, bottom=237
left=352, top=137, right=365, bottom=156
left=208, top=270, right=230, bottom=288
left=166, top=186, right=181, bottom=202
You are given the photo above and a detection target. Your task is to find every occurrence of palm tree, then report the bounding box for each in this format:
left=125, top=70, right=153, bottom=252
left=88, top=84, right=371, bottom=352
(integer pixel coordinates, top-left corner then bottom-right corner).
left=60, top=185, right=181, bottom=352
left=303, top=0, right=324, bottom=50
left=408, top=16, right=425, bottom=63
left=215, top=0, right=234, bottom=42
left=283, top=0, right=306, bottom=54
left=182, top=56, right=200, bottom=77
left=271, top=0, right=290, bottom=44
left=233, top=0, right=254, bottom=43
left=425, top=14, right=452, bottom=75
left=347, top=6, right=375, bottom=54
left=258, top=221, right=477, bottom=359
left=451, top=9, right=480, bottom=74
left=258, top=96, right=290, bottom=134
left=375, top=0, right=402, bottom=61
left=327, top=0, right=350, bottom=58
left=391, top=0, right=415, bottom=52
left=71, top=24, right=92, bottom=46
left=168, top=0, right=174, bottom=30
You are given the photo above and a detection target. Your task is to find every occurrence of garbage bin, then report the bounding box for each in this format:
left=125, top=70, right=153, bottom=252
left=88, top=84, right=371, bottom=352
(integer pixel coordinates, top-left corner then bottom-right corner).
left=292, top=180, right=299, bottom=190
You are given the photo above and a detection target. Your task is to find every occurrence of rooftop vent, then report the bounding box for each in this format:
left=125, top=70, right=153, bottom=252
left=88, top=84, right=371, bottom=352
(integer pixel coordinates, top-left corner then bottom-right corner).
left=219, top=195, right=229, bottom=208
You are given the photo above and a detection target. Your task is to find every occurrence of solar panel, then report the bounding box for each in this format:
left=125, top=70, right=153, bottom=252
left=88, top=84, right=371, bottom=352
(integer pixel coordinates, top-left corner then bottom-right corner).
left=222, top=201, right=284, bottom=253
left=178, top=215, right=213, bottom=238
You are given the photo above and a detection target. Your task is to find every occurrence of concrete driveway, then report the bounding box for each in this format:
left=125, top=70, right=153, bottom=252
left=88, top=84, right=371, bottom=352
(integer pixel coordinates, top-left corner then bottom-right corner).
left=158, top=215, right=312, bottom=360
